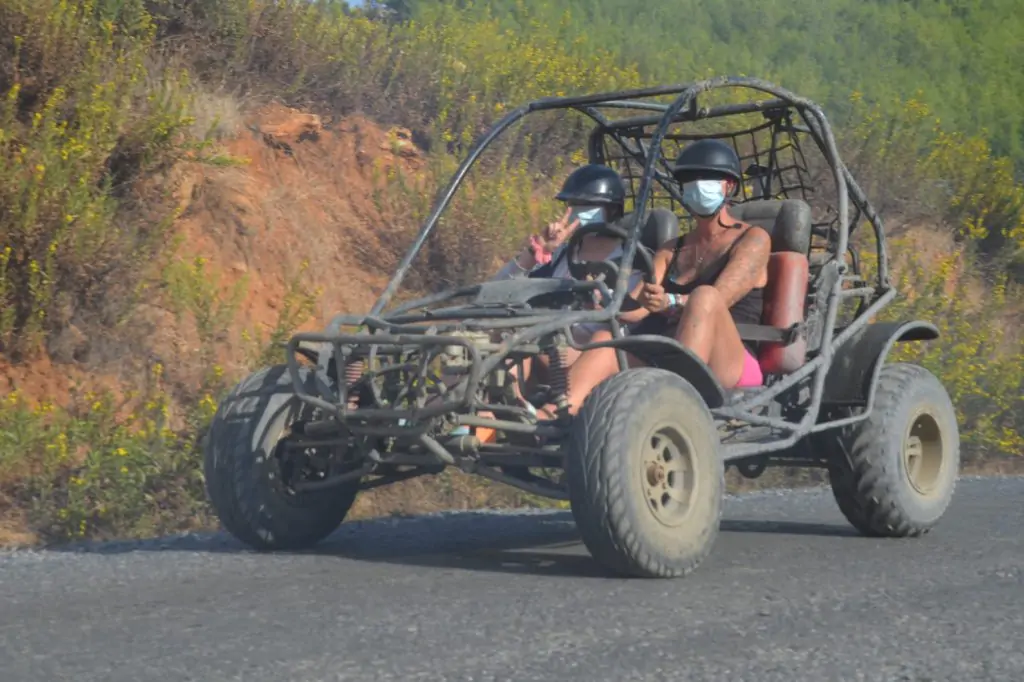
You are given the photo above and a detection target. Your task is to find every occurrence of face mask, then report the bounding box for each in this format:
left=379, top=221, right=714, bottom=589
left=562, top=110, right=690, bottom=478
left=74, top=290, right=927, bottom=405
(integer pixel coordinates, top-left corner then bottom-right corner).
left=569, top=206, right=605, bottom=226
left=682, top=180, right=726, bottom=217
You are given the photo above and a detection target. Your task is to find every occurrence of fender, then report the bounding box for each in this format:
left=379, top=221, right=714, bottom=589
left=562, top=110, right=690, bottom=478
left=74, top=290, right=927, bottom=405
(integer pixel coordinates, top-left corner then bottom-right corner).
left=580, top=334, right=728, bottom=408
left=821, top=320, right=939, bottom=406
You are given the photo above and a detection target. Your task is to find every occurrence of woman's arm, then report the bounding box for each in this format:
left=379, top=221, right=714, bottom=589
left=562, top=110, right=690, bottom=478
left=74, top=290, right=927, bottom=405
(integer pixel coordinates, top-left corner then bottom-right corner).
left=491, top=207, right=580, bottom=281
left=711, top=226, right=771, bottom=306
left=491, top=243, right=540, bottom=281
left=616, top=242, right=675, bottom=323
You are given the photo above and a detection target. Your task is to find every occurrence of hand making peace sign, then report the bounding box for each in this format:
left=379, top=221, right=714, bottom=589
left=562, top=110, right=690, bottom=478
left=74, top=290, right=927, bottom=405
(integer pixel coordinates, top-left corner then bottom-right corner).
left=540, top=206, right=581, bottom=253
left=519, top=206, right=581, bottom=259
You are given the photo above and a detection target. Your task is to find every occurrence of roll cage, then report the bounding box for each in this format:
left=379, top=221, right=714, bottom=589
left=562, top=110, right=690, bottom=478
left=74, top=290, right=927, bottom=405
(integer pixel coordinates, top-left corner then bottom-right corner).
left=284, top=76, right=903, bottom=474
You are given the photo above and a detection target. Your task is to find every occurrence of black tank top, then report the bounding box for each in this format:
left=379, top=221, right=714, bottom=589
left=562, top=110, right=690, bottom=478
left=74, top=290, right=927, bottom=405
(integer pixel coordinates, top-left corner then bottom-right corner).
left=662, top=230, right=765, bottom=330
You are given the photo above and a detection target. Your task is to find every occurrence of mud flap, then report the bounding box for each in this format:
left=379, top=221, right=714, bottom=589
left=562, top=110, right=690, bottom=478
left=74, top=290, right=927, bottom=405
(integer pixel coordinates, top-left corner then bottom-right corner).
left=822, top=320, right=940, bottom=407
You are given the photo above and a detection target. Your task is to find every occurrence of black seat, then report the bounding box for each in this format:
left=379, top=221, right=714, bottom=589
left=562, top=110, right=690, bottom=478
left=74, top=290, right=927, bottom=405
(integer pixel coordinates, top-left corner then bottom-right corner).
left=638, top=207, right=681, bottom=253
left=572, top=207, right=680, bottom=261
left=603, top=207, right=680, bottom=254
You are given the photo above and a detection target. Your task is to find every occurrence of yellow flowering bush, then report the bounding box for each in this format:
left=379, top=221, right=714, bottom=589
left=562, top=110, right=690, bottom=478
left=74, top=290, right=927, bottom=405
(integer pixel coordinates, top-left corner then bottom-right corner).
left=875, top=242, right=1024, bottom=459
left=846, top=94, right=1024, bottom=460
left=0, top=0, right=201, bottom=355
left=0, top=363, right=219, bottom=542
left=842, top=93, right=1024, bottom=257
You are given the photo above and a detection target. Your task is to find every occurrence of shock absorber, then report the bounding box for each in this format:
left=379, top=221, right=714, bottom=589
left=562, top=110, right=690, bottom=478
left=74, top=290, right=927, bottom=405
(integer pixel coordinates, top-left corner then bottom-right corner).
left=546, top=337, right=571, bottom=413
left=343, top=359, right=364, bottom=409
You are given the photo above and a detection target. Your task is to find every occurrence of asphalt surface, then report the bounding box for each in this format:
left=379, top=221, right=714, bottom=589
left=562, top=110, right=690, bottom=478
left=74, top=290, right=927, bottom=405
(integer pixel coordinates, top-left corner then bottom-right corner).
left=1, top=475, right=1022, bottom=682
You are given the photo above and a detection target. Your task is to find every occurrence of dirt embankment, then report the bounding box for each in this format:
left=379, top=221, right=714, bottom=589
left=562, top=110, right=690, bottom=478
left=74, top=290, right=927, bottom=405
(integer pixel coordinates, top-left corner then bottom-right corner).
left=1, top=103, right=425, bottom=406
left=0, top=102, right=547, bottom=540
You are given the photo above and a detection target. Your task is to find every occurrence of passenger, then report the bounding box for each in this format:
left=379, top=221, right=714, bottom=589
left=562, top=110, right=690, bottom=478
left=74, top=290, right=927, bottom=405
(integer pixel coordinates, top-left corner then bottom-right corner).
left=535, top=139, right=770, bottom=418
left=465, top=163, right=646, bottom=439
left=491, top=163, right=646, bottom=382
left=494, top=162, right=645, bottom=319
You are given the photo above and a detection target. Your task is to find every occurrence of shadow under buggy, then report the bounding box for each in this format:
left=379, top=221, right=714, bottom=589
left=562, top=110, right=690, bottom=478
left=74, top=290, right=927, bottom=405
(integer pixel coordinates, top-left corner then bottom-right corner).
left=202, top=77, right=961, bottom=579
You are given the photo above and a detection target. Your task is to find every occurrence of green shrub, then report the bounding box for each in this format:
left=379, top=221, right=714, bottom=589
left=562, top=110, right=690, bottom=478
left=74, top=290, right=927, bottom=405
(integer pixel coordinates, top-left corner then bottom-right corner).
left=848, top=96, right=1024, bottom=459
left=0, top=0, right=198, bottom=355
left=0, top=363, right=216, bottom=543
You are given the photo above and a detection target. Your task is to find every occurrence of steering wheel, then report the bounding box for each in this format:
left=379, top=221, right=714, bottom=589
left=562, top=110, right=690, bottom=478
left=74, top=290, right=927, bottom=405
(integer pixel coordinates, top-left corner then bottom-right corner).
left=563, top=222, right=657, bottom=291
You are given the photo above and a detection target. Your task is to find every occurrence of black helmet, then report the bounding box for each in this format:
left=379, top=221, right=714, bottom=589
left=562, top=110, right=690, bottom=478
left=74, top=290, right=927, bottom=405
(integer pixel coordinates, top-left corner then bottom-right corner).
left=555, top=164, right=626, bottom=207
left=670, top=139, right=742, bottom=186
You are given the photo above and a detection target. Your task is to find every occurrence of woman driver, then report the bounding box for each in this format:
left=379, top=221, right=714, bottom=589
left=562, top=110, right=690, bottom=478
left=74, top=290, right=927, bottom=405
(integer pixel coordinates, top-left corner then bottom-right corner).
left=533, top=139, right=771, bottom=419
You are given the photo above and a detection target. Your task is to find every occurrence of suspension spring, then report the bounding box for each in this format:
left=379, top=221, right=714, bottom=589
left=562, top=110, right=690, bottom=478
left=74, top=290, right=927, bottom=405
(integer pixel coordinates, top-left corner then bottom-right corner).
left=546, top=344, right=571, bottom=411
left=343, top=359, right=364, bottom=409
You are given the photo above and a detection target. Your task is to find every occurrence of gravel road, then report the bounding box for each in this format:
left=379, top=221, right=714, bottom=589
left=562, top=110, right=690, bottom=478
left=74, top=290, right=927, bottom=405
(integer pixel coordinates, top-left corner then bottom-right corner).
left=1, top=475, right=1022, bottom=682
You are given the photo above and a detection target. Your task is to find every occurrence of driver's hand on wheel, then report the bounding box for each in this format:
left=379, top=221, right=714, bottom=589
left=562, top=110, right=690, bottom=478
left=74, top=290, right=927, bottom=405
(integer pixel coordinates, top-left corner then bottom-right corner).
left=638, top=282, right=669, bottom=313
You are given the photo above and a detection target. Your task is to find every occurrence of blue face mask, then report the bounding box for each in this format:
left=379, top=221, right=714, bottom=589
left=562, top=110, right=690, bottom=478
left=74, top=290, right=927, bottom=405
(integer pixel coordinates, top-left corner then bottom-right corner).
left=569, top=206, right=605, bottom=226
left=682, top=180, right=726, bottom=217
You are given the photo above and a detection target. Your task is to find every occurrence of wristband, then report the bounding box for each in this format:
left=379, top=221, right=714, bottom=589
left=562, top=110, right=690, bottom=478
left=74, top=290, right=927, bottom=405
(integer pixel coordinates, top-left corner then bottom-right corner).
left=666, top=293, right=677, bottom=308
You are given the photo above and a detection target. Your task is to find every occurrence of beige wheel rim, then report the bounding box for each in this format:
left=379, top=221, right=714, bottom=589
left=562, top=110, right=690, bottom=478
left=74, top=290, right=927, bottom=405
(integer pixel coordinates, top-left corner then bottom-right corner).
left=903, top=410, right=944, bottom=496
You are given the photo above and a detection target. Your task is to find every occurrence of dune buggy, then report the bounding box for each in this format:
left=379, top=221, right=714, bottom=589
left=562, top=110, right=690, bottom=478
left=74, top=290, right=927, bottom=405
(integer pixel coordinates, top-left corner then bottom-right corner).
left=203, top=76, right=960, bottom=578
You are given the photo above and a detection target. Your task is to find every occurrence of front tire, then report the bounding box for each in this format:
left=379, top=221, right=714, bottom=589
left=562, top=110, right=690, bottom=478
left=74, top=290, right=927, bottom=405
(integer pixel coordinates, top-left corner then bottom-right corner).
left=203, top=364, right=360, bottom=550
left=822, top=362, right=960, bottom=537
left=565, top=368, right=723, bottom=578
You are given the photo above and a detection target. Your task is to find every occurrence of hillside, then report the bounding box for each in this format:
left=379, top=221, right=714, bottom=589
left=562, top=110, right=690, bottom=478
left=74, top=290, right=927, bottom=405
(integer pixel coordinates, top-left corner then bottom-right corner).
left=399, top=0, right=1024, bottom=168
left=0, top=0, right=1021, bottom=547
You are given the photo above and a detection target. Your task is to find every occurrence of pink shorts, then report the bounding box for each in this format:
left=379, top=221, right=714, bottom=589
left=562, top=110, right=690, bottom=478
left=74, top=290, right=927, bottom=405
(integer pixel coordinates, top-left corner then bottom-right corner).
left=736, top=347, right=763, bottom=388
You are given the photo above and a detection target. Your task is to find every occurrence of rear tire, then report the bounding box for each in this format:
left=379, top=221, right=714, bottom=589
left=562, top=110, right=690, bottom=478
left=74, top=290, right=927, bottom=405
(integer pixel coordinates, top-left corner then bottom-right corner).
left=203, top=364, right=359, bottom=550
left=821, top=362, right=960, bottom=537
left=565, top=368, right=723, bottom=578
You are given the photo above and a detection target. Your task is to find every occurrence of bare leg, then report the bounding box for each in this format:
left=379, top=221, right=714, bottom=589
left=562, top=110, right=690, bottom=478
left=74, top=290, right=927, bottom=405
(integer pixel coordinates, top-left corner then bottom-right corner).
left=508, top=355, right=536, bottom=404
left=536, top=329, right=623, bottom=417
left=672, top=285, right=749, bottom=389
left=472, top=328, right=592, bottom=437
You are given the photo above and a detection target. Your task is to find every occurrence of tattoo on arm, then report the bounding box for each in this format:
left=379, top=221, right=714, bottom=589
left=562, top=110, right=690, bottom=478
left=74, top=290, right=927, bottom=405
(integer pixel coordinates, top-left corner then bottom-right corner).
left=713, top=227, right=770, bottom=308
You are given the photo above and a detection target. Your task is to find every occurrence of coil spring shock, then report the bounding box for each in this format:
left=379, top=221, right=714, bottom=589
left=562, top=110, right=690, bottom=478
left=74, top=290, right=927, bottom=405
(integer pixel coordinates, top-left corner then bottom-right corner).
left=546, top=342, right=571, bottom=412
left=343, top=359, right=364, bottom=409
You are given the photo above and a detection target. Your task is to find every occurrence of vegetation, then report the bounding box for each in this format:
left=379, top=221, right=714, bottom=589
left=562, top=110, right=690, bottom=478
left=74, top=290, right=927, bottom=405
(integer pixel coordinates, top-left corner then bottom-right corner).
left=836, top=92, right=1024, bottom=456
left=396, top=0, right=1024, bottom=169
left=0, top=0, right=1021, bottom=545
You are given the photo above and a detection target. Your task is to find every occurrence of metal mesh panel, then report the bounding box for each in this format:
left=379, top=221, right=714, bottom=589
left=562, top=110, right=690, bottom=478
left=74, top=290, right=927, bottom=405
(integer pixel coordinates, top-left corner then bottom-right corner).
left=592, top=110, right=819, bottom=232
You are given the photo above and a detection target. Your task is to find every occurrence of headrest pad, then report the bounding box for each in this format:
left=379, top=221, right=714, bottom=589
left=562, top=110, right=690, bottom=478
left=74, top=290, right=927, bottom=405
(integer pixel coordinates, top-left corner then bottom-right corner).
left=728, top=199, right=812, bottom=254
left=640, top=207, right=680, bottom=253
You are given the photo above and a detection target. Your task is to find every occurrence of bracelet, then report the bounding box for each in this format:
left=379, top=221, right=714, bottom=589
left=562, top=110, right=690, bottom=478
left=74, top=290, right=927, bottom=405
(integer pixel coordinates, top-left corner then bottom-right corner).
left=666, top=293, right=677, bottom=308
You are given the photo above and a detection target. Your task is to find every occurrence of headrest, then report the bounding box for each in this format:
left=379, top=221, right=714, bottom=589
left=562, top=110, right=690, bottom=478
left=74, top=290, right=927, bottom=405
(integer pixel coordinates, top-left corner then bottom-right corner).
left=640, top=207, right=680, bottom=253
left=614, top=208, right=680, bottom=254
left=727, top=199, right=812, bottom=254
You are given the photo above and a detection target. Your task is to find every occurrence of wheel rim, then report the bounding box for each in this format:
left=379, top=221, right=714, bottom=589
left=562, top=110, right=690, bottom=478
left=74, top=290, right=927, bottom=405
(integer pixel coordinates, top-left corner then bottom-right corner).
left=903, top=410, right=944, bottom=496
left=640, top=425, right=698, bottom=527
